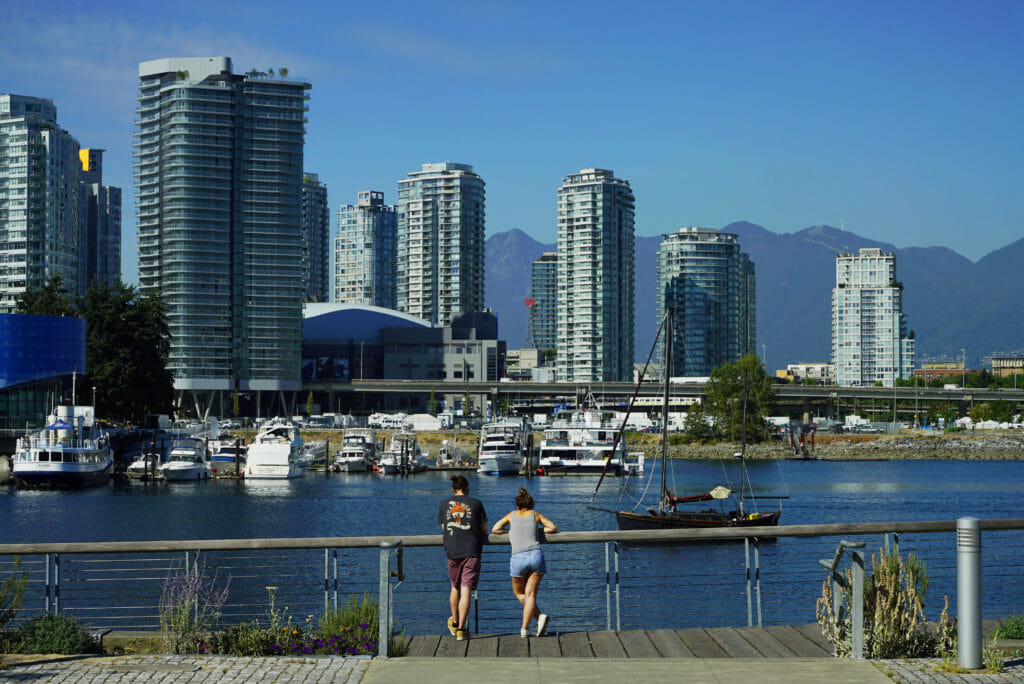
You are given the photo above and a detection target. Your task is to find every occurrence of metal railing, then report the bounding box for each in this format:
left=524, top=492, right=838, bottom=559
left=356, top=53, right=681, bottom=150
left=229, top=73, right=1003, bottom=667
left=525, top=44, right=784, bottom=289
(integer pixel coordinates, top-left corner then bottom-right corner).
left=819, top=540, right=866, bottom=658
left=1, top=518, right=1023, bottom=647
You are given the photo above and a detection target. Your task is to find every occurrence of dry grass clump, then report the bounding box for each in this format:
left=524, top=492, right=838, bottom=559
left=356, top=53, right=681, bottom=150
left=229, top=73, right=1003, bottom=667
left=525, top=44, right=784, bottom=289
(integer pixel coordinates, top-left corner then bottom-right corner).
left=817, top=547, right=952, bottom=659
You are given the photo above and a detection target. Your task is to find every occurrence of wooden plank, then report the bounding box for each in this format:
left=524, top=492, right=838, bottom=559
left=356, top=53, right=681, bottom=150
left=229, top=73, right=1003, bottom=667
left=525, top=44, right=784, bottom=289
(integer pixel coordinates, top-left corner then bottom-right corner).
left=497, top=633, right=530, bottom=657
left=404, top=634, right=440, bottom=657
left=792, top=623, right=835, bottom=654
left=676, top=628, right=728, bottom=658
left=589, top=630, right=627, bottom=658
left=705, top=627, right=763, bottom=658
left=530, top=635, right=562, bottom=657
left=615, top=630, right=661, bottom=658
left=434, top=634, right=470, bottom=657
left=467, top=634, right=499, bottom=657
left=646, top=629, right=695, bottom=658
left=765, top=625, right=832, bottom=657
left=558, top=631, right=594, bottom=657
left=736, top=626, right=797, bottom=657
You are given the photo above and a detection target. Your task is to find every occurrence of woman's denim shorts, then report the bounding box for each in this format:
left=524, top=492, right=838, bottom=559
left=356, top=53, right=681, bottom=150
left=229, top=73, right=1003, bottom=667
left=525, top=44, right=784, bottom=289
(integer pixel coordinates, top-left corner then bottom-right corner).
left=509, top=549, right=546, bottom=577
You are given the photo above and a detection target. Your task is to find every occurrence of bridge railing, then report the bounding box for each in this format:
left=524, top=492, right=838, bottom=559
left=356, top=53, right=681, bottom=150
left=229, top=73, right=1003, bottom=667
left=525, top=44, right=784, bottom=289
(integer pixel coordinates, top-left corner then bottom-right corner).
left=1, top=519, right=1023, bottom=643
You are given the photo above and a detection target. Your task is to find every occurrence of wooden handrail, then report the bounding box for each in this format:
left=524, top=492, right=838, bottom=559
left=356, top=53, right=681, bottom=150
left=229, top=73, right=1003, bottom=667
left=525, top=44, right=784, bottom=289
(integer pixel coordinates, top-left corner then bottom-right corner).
left=2, top=518, right=1023, bottom=556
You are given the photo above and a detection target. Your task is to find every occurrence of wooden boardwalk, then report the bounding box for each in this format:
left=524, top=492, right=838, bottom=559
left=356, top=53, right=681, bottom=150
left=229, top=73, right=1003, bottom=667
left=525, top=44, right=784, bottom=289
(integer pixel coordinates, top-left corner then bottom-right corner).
left=404, top=624, right=834, bottom=658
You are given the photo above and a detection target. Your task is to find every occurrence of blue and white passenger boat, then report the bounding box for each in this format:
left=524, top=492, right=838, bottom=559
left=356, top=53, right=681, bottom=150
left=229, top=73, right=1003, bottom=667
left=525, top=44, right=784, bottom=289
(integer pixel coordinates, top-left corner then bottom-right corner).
left=12, top=405, right=112, bottom=489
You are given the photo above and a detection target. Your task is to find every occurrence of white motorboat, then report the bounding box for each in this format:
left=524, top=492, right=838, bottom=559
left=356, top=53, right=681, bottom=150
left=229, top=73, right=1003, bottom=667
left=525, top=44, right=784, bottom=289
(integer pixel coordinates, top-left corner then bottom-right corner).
left=244, top=419, right=308, bottom=479
left=12, top=405, right=112, bottom=489
left=477, top=420, right=526, bottom=475
left=333, top=428, right=380, bottom=473
left=377, top=430, right=424, bottom=475
left=436, top=438, right=472, bottom=468
left=537, top=408, right=640, bottom=476
left=127, top=448, right=162, bottom=479
left=160, top=437, right=211, bottom=481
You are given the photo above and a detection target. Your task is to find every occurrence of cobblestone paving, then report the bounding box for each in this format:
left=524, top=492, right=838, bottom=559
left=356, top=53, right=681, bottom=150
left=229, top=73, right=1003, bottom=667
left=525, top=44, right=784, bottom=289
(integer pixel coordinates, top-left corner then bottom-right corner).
left=876, top=657, right=1024, bottom=682
left=0, top=654, right=371, bottom=682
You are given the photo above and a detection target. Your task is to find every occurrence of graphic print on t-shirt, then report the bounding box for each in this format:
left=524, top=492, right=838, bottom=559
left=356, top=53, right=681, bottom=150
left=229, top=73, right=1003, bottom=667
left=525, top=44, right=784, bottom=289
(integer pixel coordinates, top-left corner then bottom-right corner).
left=445, top=499, right=473, bottom=534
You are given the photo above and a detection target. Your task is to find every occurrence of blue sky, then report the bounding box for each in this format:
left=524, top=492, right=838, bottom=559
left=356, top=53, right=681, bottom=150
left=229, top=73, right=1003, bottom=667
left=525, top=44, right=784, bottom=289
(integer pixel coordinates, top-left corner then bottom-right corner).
left=2, top=0, right=1021, bottom=282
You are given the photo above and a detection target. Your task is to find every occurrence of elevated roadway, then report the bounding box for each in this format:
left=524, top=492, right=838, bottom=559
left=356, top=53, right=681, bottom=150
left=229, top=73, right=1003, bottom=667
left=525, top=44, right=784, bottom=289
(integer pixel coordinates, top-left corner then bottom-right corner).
left=306, top=379, right=1024, bottom=415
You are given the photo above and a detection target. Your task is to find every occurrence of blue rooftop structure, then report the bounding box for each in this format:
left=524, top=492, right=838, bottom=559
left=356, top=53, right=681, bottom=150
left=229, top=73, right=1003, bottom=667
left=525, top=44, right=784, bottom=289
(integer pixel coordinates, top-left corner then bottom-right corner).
left=0, top=313, right=85, bottom=390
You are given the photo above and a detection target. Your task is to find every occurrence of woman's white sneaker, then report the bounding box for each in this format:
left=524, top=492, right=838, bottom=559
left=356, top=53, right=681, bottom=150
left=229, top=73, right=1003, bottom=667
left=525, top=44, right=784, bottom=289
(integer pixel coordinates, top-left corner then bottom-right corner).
left=536, top=613, right=549, bottom=637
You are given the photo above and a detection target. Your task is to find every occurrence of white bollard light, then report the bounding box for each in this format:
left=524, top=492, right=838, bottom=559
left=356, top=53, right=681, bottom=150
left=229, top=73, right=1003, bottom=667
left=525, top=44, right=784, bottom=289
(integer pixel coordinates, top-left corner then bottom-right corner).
left=957, top=516, right=982, bottom=670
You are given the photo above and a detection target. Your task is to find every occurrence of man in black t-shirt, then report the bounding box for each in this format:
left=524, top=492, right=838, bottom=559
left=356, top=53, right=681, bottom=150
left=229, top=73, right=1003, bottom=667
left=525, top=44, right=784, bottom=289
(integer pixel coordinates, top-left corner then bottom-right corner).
left=438, top=475, right=487, bottom=640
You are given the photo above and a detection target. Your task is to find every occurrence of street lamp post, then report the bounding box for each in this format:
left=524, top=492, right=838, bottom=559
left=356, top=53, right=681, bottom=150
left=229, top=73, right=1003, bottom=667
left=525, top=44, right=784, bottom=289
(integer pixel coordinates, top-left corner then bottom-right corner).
left=761, top=344, right=766, bottom=367
left=961, top=348, right=967, bottom=387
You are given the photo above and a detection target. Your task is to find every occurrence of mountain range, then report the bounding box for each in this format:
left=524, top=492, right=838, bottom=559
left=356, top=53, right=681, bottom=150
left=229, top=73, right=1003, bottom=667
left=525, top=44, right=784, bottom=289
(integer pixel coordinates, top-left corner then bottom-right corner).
left=484, top=223, right=1024, bottom=371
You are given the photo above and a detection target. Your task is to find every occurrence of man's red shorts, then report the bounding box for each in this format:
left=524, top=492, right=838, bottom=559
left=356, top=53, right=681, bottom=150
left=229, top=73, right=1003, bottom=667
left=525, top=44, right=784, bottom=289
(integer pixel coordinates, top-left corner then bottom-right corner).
left=447, top=556, right=481, bottom=589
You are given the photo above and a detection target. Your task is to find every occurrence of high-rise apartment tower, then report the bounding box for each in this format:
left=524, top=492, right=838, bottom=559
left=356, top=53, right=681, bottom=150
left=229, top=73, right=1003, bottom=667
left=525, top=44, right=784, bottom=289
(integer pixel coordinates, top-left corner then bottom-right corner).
left=79, top=149, right=121, bottom=288
left=335, top=191, right=397, bottom=307
left=656, top=227, right=756, bottom=376
left=301, top=173, right=329, bottom=302
left=0, top=95, right=83, bottom=311
left=832, top=247, right=914, bottom=387
left=530, top=252, right=557, bottom=351
left=555, top=168, right=635, bottom=382
left=135, top=57, right=310, bottom=405
left=396, top=163, right=485, bottom=326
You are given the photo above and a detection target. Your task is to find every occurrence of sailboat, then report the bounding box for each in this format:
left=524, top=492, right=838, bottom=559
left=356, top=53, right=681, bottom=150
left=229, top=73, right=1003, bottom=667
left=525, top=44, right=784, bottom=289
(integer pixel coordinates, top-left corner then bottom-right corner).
left=597, top=309, right=782, bottom=531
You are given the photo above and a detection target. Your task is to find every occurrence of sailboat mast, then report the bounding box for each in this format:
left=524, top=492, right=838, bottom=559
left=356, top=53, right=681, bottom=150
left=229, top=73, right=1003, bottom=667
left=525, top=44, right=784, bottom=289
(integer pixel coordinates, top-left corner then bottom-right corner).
left=659, top=310, right=672, bottom=514
left=739, top=368, right=748, bottom=515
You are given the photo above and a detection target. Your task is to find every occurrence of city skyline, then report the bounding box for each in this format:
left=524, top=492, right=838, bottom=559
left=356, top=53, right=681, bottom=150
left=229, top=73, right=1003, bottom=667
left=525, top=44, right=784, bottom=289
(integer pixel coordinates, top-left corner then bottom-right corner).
left=2, top=0, right=1020, bottom=286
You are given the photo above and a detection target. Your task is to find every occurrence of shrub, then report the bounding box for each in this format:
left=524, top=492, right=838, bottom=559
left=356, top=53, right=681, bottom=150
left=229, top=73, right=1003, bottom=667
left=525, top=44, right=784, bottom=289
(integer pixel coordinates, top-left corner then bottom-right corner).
left=0, top=557, right=27, bottom=631
left=204, top=592, right=404, bottom=657
left=14, top=613, right=99, bottom=654
left=205, top=622, right=276, bottom=656
left=158, top=554, right=231, bottom=654
left=817, top=546, right=950, bottom=658
left=994, top=611, right=1024, bottom=640
left=319, top=592, right=378, bottom=636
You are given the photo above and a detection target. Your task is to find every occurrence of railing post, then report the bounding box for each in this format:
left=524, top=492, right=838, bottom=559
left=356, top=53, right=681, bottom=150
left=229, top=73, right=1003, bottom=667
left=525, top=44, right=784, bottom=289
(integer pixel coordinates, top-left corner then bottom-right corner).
left=851, top=549, right=864, bottom=659
left=378, top=540, right=402, bottom=658
left=53, top=553, right=60, bottom=614
left=613, top=542, right=621, bottom=632
left=332, top=547, right=338, bottom=611
left=745, top=539, right=752, bottom=626
left=957, top=517, right=982, bottom=670
left=604, top=542, right=611, bottom=630
left=323, top=548, right=329, bottom=615
left=754, top=538, right=762, bottom=627
left=44, top=553, right=51, bottom=614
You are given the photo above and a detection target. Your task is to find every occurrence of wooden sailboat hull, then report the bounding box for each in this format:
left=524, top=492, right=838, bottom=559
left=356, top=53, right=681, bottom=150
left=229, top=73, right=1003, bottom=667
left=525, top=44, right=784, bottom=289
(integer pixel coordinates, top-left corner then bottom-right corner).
left=616, top=508, right=781, bottom=532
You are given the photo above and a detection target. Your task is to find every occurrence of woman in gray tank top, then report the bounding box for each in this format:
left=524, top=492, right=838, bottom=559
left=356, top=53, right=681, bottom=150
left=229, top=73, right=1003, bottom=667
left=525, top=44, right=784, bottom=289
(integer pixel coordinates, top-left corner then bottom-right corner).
left=491, top=488, right=558, bottom=637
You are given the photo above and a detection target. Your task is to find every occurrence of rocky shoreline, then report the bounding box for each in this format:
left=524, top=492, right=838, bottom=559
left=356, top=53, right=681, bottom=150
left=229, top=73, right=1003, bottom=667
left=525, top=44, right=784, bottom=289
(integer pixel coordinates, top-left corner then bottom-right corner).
left=636, top=435, right=1024, bottom=461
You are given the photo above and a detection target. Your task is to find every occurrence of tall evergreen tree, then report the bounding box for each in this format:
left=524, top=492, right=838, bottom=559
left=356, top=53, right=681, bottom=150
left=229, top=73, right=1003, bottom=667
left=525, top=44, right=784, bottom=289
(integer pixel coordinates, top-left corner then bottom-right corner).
left=78, top=278, right=174, bottom=422
left=14, top=275, right=77, bottom=318
left=703, top=354, right=776, bottom=442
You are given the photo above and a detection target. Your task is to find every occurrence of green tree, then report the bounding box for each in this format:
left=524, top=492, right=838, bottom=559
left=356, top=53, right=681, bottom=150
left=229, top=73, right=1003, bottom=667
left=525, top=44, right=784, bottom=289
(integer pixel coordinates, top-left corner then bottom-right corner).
left=969, top=400, right=1013, bottom=424
left=703, top=354, right=775, bottom=442
left=232, top=391, right=240, bottom=418
left=79, top=278, right=173, bottom=422
left=305, top=391, right=314, bottom=416
left=428, top=388, right=438, bottom=415
left=15, top=275, right=77, bottom=317
left=682, top=402, right=712, bottom=442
